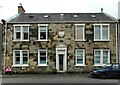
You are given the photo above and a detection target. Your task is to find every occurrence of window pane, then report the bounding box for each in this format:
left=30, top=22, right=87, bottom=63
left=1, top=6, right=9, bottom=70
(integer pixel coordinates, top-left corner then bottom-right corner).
left=103, top=51, right=108, bottom=56
left=23, top=26, right=29, bottom=32
left=16, top=32, right=21, bottom=39
left=40, top=57, right=46, bottom=64
left=76, top=30, right=83, bottom=39
left=23, top=57, right=28, bottom=64
left=40, top=32, right=46, bottom=39
left=39, top=26, right=47, bottom=40
left=77, top=59, right=83, bottom=64
left=22, top=51, right=28, bottom=64
left=23, top=51, right=28, bottom=56
left=15, top=51, right=20, bottom=56
left=103, top=58, right=108, bottom=64
left=23, top=32, right=28, bottom=39
left=77, top=25, right=83, bottom=28
left=76, top=49, right=84, bottom=64
left=40, top=51, right=46, bottom=56
left=40, top=26, right=46, bottom=32
left=103, top=51, right=108, bottom=64
left=15, top=26, right=21, bottom=31
left=77, top=51, right=83, bottom=56
left=76, top=25, right=83, bottom=40
left=40, top=57, right=46, bottom=60
left=94, top=51, right=100, bottom=64
left=15, top=51, right=20, bottom=64
left=22, top=26, right=29, bottom=40
left=95, top=56, right=100, bottom=64
left=39, top=50, right=47, bottom=64
left=102, top=25, right=108, bottom=39
left=95, top=26, right=100, bottom=39
left=77, top=55, right=83, bottom=59
left=95, top=51, right=100, bottom=55
left=15, top=57, right=20, bottom=64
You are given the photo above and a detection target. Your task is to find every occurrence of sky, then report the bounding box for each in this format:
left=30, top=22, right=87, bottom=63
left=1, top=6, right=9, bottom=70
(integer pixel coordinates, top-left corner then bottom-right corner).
left=0, top=0, right=120, bottom=20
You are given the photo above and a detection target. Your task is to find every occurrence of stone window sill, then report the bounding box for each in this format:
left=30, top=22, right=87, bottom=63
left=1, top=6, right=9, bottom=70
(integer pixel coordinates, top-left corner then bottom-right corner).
left=75, top=64, right=86, bottom=66
left=13, top=40, right=29, bottom=42
left=12, top=65, right=29, bottom=67
left=94, top=64, right=105, bottom=66
left=37, top=65, right=48, bottom=66
left=37, top=40, right=48, bottom=42
left=75, top=39, right=86, bottom=41
left=94, top=39, right=110, bottom=41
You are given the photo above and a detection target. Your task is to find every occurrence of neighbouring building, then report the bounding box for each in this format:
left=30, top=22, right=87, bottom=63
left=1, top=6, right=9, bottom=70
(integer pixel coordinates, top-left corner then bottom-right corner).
left=3, top=4, right=118, bottom=73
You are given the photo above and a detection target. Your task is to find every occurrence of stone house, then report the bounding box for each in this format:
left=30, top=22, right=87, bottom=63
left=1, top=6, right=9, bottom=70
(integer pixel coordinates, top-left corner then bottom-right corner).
left=3, top=4, right=118, bottom=73
left=0, top=23, right=2, bottom=70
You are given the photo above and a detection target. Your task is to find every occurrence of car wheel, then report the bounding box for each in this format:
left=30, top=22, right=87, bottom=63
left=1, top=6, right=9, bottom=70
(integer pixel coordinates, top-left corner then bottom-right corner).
left=99, top=73, right=106, bottom=79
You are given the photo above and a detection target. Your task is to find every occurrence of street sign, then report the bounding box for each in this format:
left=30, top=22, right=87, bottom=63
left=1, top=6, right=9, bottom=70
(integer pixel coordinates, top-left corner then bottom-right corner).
left=4, top=65, right=12, bottom=72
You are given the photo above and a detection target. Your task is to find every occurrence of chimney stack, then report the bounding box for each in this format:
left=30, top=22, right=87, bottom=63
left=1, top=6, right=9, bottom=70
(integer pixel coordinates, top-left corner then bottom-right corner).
left=101, top=8, right=103, bottom=13
left=18, top=3, right=25, bottom=14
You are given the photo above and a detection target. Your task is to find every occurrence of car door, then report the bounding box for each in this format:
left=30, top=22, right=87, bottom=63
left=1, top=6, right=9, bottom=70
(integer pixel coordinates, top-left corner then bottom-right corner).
left=107, top=64, right=119, bottom=78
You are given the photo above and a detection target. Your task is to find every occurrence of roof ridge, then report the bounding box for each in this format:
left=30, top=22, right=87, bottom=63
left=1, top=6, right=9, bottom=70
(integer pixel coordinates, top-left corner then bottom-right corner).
left=24, top=12, right=103, bottom=14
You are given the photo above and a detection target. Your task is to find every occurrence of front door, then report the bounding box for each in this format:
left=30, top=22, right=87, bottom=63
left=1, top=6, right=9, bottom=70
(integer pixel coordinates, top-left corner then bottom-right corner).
left=56, top=47, right=67, bottom=71
left=59, top=54, right=64, bottom=70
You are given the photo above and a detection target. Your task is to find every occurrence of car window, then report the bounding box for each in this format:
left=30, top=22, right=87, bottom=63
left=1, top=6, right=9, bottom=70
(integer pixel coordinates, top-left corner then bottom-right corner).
left=112, top=64, right=119, bottom=69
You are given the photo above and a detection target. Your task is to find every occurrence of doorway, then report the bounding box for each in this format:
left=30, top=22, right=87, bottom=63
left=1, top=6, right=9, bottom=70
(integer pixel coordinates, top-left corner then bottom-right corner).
left=56, top=47, right=67, bottom=71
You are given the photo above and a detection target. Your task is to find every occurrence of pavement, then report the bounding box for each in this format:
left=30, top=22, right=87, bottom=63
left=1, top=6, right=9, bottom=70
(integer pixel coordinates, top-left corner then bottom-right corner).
left=1, top=73, right=120, bottom=84
left=1, top=73, right=90, bottom=78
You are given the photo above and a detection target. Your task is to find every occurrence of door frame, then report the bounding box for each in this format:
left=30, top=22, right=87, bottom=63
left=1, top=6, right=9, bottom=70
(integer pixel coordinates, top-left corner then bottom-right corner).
left=56, top=47, right=67, bottom=71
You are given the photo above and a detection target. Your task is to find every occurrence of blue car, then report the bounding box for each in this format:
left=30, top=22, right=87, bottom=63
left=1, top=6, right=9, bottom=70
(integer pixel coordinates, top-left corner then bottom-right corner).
left=90, top=63, right=120, bottom=79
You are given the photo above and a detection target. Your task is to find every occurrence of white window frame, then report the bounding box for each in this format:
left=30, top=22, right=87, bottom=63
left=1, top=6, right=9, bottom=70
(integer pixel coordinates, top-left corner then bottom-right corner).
left=38, top=24, right=48, bottom=41
left=94, top=24, right=110, bottom=41
left=94, top=49, right=110, bottom=66
left=75, top=49, right=86, bottom=66
left=75, top=24, right=85, bottom=41
left=37, top=49, right=48, bottom=66
left=13, top=50, right=29, bottom=67
left=13, top=24, right=30, bottom=41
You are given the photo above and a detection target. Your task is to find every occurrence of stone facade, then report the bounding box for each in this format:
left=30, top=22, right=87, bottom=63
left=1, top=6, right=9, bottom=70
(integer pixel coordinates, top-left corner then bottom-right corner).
left=4, top=22, right=117, bottom=73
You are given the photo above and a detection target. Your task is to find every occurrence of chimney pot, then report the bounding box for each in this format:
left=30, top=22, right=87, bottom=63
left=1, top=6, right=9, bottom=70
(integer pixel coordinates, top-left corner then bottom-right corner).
left=101, top=8, right=103, bottom=13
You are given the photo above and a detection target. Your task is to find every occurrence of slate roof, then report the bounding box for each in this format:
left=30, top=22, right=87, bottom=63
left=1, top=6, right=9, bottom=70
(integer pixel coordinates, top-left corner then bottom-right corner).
left=8, top=13, right=117, bottom=23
